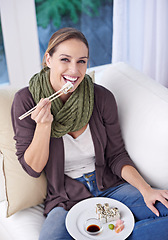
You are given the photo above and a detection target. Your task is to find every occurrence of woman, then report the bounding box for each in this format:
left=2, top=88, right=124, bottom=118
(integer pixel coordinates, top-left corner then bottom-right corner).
left=11, top=28, right=168, bottom=240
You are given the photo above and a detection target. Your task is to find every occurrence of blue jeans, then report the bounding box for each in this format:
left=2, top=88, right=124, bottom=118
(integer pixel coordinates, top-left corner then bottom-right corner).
left=39, top=171, right=168, bottom=240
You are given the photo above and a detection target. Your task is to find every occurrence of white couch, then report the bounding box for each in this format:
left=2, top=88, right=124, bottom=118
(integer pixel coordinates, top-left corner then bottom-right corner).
left=1, top=62, right=168, bottom=239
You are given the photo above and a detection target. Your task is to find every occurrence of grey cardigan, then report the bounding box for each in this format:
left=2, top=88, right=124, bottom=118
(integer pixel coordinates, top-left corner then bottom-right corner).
left=11, top=83, right=135, bottom=216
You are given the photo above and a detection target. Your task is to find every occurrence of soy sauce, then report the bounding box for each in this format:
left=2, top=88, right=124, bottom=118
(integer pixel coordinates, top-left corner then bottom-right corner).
left=87, top=224, right=100, bottom=232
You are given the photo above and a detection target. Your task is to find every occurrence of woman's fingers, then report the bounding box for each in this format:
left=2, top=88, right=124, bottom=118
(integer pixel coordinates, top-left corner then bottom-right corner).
left=39, top=102, right=53, bottom=123
left=147, top=202, right=160, bottom=217
left=158, top=191, right=168, bottom=209
left=31, top=98, right=53, bottom=123
left=145, top=189, right=168, bottom=217
left=161, top=190, right=168, bottom=200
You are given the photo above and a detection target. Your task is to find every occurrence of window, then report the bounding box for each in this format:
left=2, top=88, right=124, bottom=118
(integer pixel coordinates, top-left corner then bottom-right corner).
left=35, top=0, right=113, bottom=67
left=0, top=13, right=9, bottom=85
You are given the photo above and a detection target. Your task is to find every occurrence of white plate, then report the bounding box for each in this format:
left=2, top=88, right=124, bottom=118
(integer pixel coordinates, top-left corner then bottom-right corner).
left=66, top=197, right=134, bottom=240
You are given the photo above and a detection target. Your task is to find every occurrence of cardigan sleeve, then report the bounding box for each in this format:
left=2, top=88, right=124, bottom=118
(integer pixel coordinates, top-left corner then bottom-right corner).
left=96, top=85, right=136, bottom=178
left=11, top=87, right=42, bottom=178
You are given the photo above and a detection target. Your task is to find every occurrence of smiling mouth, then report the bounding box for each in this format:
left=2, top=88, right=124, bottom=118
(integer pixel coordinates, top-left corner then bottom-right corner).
left=63, top=75, right=78, bottom=84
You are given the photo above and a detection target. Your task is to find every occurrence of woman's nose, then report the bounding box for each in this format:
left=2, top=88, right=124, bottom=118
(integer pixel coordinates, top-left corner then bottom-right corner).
left=69, top=62, right=78, bottom=74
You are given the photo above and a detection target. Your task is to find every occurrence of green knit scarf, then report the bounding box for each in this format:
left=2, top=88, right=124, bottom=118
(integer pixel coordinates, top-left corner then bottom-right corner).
left=29, top=68, right=94, bottom=138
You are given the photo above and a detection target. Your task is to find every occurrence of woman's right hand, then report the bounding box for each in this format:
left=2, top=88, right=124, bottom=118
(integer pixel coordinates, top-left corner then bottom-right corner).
left=31, top=98, right=53, bottom=124
left=24, top=98, right=53, bottom=172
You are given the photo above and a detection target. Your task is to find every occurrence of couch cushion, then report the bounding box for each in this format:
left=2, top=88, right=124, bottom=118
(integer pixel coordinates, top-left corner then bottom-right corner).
left=0, top=201, right=44, bottom=240
left=99, top=62, right=168, bottom=189
left=0, top=88, right=47, bottom=217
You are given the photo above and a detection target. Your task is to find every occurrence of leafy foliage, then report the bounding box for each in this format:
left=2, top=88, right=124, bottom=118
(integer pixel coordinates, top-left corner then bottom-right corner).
left=35, top=0, right=108, bottom=28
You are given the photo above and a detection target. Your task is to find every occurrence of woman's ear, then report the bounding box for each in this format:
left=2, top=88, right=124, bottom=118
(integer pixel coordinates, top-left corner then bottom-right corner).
left=45, top=53, right=51, bottom=68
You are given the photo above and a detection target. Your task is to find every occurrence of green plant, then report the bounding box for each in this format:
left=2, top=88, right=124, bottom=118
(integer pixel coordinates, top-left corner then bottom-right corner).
left=35, top=0, right=107, bottom=28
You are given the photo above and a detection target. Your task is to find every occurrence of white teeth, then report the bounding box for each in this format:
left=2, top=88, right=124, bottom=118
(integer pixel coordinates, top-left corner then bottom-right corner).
left=63, top=75, right=78, bottom=82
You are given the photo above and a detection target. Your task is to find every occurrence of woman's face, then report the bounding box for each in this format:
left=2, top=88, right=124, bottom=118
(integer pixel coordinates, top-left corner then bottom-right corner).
left=46, top=38, right=89, bottom=96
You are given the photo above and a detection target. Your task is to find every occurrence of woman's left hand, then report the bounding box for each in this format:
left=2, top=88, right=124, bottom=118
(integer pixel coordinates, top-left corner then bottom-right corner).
left=141, top=186, right=168, bottom=216
left=121, top=165, right=168, bottom=217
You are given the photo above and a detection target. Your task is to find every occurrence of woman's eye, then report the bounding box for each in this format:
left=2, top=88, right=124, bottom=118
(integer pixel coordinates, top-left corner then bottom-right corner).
left=61, top=58, right=69, bottom=62
left=78, top=60, right=86, bottom=64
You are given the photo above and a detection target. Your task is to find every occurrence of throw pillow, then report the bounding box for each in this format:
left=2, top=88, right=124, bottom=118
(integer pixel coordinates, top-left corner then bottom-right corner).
left=0, top=88, right=47, bottom=217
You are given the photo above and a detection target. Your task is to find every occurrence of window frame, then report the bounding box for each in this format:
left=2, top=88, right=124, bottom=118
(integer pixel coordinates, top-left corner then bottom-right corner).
left=0, top=0, right=41, bottom=88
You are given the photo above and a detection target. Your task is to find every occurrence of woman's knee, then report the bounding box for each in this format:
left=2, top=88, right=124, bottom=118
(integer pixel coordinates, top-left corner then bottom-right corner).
left=39, top=207, right=72, bottom=240
left=128, top=216, right=168, bottom=240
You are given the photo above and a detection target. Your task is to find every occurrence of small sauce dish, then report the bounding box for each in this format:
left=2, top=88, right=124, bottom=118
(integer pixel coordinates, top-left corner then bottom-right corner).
left=84, top=218, right=103, bottom=235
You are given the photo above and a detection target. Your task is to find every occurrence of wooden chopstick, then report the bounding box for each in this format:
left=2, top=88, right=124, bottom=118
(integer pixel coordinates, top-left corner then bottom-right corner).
left=18, top=82, right=73, bottom=120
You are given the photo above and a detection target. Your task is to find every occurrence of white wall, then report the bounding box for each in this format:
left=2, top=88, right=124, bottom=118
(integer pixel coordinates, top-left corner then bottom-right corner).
left=0, top=0, right=41, bottom=88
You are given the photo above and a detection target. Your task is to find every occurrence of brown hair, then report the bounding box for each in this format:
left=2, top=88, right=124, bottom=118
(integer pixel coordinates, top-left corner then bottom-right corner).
left=42, top=27, right=89, bottom=68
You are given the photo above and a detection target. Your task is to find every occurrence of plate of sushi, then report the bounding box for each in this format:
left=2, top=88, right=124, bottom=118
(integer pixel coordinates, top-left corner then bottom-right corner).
left=66, top=197, right=135, bottom=240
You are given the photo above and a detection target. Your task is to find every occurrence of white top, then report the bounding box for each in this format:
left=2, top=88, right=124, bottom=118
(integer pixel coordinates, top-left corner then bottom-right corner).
left=63, top=124, right=95, bottom=178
